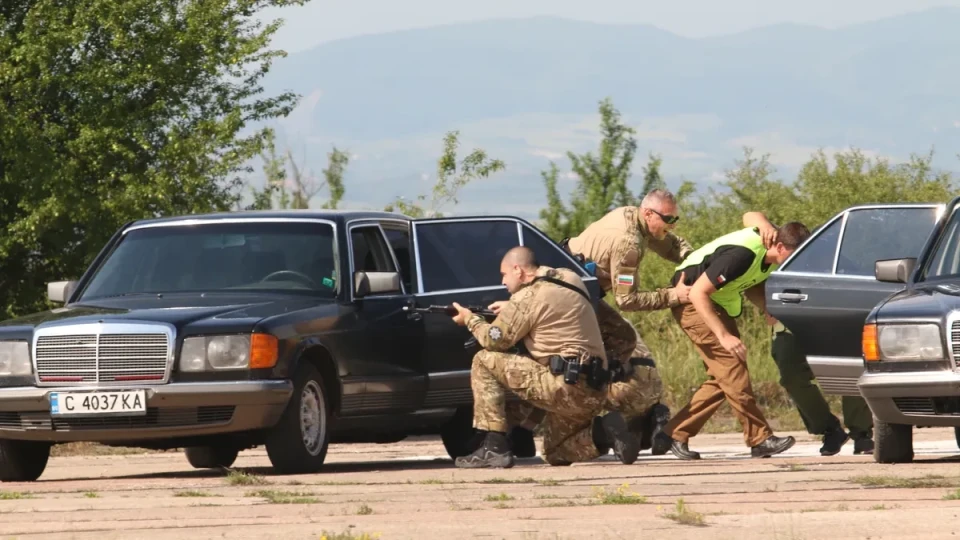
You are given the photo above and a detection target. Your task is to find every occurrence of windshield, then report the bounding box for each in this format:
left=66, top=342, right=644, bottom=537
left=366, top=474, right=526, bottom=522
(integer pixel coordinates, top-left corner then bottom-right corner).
left=79, top=220, right=338, bottom=299
left=922, top=206, right=960, bottom=281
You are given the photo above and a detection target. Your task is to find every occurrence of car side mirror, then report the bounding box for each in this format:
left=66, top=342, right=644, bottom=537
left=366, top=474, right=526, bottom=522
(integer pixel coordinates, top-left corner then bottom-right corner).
left=354, top=271, right=401, bottom=297
left=48, top=281, right=79, bottom=304
left=875, top=258, right=916, bottom=284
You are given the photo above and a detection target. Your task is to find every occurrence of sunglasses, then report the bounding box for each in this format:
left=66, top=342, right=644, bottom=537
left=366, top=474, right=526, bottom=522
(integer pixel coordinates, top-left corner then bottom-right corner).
left=649, top=209, right=680, bottom=224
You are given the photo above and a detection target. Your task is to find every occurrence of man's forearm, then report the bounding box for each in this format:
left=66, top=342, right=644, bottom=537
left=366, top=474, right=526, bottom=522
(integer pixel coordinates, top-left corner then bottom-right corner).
left=690, top=291, right=730, bottom=340
left=743, top=211, right=774, bottom=229
left=616, top=287, right=679, bottom=312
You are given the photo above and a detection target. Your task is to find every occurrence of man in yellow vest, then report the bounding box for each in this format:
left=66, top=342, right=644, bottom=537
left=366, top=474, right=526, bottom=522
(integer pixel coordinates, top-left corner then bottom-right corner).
left=653, top=221, right=812, bottom=459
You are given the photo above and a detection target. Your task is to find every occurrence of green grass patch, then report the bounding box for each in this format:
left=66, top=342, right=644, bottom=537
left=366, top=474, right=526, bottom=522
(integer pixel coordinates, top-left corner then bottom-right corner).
left=850, top=475, right=958, bottom=489
left=246, top=489, right=319, bottom=504
left=594, top=484, right=647, bottom=505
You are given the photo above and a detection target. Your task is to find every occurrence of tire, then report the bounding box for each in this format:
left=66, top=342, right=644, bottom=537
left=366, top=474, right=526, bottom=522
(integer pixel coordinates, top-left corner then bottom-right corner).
left=441, top=406, right=482, bottom=459
left=265, top=362, right=332, bottom=474
left=954, top=427, right=960, bottom=451
left=0, top=440, right=50, bottom=482
left=874, top=419, right=914, bottom=463
left=185, top=445, right=240, bottom=469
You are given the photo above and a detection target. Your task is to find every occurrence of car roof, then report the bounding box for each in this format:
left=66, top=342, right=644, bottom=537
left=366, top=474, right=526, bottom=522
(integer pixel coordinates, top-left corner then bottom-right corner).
left=128, top=209, right=412, bottom=227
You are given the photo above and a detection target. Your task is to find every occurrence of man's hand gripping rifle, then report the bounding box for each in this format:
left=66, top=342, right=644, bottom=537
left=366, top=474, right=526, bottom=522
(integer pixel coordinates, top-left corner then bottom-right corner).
left=402, top=304, right=497, bottom=349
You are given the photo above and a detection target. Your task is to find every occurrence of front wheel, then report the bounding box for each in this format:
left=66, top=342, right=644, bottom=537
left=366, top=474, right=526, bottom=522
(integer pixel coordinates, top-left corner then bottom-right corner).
left=954, top=426, right=960, bottom=450
left=0, top=440, right=50, bottom=482
left=265, top=363, right=332, bottom=474
left=874, top=418, right=914, bottom=463
left=185, top=445, right=239, bottom=469
left=441, top=407, right=481, bottom=459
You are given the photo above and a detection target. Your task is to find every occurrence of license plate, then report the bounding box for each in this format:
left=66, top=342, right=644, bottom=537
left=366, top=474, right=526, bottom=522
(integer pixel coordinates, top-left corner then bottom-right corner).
left=50, top=390, right=147, bottom=416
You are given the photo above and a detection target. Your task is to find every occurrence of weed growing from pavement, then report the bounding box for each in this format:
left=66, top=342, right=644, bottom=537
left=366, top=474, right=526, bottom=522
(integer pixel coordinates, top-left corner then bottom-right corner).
left=594, top=484, right=647, bottom=505
left=484, top=492, right=515, bottom=502
left=663, top=498, right=706, bottom=526
left=83, top=492, right=99, bottom=498
left=356, top=503, right=374, bottom=515
left=246, top=489, right=319, bottom=504
left=944, top=489, right=960, bottom=500
left=0, top=491, right=34, bottom=500
left=174, top=491, right=220, bottom=497
left=225, top=469, right=269, bottom=486
left=319, top=530, right=381, bottom=540
left=850, top=474, right=958, bottom=489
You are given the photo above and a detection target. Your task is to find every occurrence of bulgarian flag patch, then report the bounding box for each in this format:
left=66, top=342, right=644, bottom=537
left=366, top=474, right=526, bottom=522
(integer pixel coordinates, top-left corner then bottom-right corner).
left=617, top=274, right=634, bottom=286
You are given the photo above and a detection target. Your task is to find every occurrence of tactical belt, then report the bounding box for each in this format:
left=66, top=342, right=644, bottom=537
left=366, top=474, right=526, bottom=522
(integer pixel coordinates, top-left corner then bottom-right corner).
left=548, top=355, right=609, bottom=391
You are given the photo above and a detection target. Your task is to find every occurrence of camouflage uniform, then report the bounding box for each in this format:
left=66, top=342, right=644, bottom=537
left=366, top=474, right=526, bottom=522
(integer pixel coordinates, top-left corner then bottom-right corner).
left=456, top=266, right=639, bottom=468
left=566, top=207, right=693, bottom=426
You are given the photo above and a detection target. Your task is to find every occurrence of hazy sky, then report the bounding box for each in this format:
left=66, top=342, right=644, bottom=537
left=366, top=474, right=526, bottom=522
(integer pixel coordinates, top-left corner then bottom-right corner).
left=259, top=0, right=960, bottom=53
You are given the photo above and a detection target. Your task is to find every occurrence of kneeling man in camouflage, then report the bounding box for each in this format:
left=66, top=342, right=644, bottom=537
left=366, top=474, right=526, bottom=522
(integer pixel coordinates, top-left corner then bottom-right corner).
left=451, top=246, right=640, bottom=468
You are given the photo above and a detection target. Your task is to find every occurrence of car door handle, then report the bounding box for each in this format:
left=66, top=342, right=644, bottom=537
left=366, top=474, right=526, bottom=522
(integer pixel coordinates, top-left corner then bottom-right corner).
left=772, top=292, right=808, bottom=303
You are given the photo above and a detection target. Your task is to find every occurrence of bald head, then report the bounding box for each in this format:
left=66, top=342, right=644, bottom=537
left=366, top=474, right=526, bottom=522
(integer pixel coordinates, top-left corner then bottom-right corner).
left=502, top=246, right=538, bottom=270
left=500, top=246, right=539, bottom=293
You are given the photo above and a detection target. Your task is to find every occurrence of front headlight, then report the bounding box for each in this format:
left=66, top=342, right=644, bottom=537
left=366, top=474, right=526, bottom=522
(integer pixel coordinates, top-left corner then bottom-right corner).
left=877, top=324, right=944, bottom=361
left=0, top=341, right=31, bottom=376
left=179, top=334, right=278, bottom=372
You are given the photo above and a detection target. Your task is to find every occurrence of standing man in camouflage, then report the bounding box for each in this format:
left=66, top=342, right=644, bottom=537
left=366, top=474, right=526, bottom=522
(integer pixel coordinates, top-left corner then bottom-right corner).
left=743, top=211, right=875, bottom=456
left=563, top=189, right=694, bottom=454
left=451, top=246, right=641, bottom=468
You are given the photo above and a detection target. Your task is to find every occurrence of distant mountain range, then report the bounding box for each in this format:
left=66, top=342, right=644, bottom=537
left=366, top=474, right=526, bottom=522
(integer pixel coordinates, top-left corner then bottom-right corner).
left=254, top=7, right=960, bottom=219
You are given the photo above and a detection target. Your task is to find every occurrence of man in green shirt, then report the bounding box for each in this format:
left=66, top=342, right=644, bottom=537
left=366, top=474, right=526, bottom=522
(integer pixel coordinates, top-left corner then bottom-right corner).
left=744, top=212, right=875, bottom=456
left=653, top=221, right=812, bottom=459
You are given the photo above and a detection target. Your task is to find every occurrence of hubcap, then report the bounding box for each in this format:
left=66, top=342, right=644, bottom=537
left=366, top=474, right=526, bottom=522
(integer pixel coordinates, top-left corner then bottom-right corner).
left=299, top=380, right=326, bottom=456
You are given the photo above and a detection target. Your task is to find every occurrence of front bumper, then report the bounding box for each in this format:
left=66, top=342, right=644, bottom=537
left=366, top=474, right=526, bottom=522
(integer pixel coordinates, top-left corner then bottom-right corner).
left=858, top=370, right=960, bottom=427
left=0, top=381, right=293, bottom=442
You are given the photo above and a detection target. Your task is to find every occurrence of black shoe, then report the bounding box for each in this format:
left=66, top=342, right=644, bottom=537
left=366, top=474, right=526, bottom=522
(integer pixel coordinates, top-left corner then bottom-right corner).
left=751, top=435, right=796, bottom=458
left=596, top=412, right=641, bottom=465
left=819, top=428, right=850, bottom=456
left=649, top=404, right=672, bottom=456
left=455, top=432, right=516, bottom=469
left=654, top=431, right=700, bottom=460
left=853, top=437, right=875, bottom=455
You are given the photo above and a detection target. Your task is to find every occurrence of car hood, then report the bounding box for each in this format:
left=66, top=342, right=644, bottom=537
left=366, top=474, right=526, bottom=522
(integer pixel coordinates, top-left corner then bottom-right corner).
left=0, top=293, right=338, bottom=336
left=876, top=283, right=960, bottom=323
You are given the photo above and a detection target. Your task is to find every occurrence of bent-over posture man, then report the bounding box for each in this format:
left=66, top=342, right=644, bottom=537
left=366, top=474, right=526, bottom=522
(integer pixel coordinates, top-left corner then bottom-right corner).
left=564, top=189, right=693, bottom=453
left=654, top=222, right=811, bottom=459
left=452, top=246, right=640, bottom=468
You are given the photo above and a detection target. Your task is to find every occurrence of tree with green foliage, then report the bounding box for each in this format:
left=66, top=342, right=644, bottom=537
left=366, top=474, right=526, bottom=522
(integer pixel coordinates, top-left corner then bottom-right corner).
left=0, top=0, right=306, bottom=318
left=246, top=139, right=349, bottom=211
left=385, top=130, right=505, bottom=217
left=540, top=97, right=667, bottom=240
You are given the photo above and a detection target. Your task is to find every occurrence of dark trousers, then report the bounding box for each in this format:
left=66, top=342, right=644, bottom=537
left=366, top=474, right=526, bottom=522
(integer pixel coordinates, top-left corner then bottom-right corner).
left=771, top=329, right=873, bottom=440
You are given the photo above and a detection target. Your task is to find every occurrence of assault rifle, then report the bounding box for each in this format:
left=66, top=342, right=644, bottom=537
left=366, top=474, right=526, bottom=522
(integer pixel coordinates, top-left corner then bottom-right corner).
left=403, top=304, right=495, bottom=319
left=402, top=304, right=499, bottom=350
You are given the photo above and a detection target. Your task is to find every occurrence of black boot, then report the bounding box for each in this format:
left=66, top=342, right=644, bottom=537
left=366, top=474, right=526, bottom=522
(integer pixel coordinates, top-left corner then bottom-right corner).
left=593, top=412, right=641, bottom=465
left=648, top=404, right=671, bottom=456
left=653, top=431, right=700, bottom=460
left=751, top=435, right=796, bottom=458
left=819, top=428, right=850, bottom=456
left=454, top=431, right=515, bottom=469
left=853, top=436, right=875, bottom=455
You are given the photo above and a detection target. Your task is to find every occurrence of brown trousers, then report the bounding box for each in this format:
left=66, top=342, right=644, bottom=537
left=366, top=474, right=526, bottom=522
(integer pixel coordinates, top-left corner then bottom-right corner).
left=663, top=303, right=773, bottom=447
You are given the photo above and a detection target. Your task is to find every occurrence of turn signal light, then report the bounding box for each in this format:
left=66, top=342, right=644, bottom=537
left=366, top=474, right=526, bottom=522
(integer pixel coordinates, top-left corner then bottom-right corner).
left=250, top=334, right=279, bottom=369
left=862, top=324, right=879, bottom=362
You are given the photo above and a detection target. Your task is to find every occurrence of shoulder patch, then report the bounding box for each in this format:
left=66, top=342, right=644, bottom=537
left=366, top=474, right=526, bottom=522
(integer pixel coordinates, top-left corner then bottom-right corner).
left=617, top=274, right=634, bottom=287
left=716, top=274, right=726, bottom=284
left=488, top=326, right=503, bottom=341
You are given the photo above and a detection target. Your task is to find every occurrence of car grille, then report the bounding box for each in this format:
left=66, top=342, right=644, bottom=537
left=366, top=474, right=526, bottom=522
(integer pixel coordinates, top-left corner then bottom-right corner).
left=34, top=326, right=172, bottom=386
left=952, top=320, right=960, bottom=368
